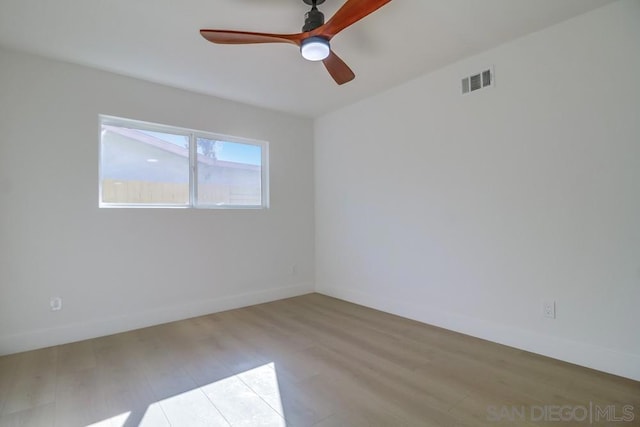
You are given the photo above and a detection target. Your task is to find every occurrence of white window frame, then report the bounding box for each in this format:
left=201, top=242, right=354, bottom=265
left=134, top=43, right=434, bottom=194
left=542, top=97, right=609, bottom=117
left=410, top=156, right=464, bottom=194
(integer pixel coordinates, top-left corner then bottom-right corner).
left=99, top=115, right=269, bottom=209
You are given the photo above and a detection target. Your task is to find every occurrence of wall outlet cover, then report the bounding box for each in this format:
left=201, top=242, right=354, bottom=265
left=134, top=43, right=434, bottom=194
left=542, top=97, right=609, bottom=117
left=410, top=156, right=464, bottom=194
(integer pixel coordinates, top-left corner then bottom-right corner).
left=50, top=297, right=63, bottom=311
left=543, top=300, right=556, bottom=319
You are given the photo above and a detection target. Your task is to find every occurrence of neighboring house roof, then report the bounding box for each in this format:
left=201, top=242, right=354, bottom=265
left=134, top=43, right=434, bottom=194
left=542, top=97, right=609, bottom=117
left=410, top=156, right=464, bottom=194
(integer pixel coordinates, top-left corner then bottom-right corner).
left=102, top=126, right=260, bottom=184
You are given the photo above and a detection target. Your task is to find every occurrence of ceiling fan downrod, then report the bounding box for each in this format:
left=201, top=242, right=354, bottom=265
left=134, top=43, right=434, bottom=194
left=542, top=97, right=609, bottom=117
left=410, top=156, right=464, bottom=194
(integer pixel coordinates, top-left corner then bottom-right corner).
left=302, top=0, right=325, bottom=32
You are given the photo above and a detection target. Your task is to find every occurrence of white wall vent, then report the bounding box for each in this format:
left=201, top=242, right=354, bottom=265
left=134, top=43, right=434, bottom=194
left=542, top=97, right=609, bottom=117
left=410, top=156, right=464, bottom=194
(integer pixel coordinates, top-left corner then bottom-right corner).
left=462, top=67, right=494, bottom=95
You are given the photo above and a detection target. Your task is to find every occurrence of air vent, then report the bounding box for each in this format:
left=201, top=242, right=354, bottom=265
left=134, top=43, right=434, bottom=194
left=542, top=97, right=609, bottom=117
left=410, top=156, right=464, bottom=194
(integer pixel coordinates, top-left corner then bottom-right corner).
left=462, top=67, right=494, bottom=95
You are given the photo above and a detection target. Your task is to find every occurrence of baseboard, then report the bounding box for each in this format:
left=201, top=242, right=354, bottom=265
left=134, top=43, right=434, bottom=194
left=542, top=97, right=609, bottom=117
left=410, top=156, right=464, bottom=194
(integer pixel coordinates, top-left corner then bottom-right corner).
left=317, top=285, right=640, bottom=382
left=0, top=282, right=313, bottom=356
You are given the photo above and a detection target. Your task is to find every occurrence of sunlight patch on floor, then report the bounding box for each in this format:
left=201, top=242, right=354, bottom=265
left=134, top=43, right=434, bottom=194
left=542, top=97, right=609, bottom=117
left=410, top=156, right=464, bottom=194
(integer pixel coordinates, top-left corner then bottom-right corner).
left=86, top=411, right=130, bottom=427
left=201, top=362, right=286, bottom=426
left=89, top=362, right=287, bottom=426
left=237, top=362, right=285, bottom=417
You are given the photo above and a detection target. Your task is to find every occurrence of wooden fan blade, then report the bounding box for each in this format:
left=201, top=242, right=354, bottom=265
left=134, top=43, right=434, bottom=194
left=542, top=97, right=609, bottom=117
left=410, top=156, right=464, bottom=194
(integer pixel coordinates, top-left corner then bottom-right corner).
left=323, top=51, right=355, bottom=85
left=200, top=29, right=303, bottom=45
left=322, top=0, right=392, bottom=39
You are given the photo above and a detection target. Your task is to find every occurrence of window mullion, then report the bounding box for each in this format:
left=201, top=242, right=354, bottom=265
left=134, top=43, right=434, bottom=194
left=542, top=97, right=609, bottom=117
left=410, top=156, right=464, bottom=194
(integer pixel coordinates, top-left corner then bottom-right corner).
left=190, top=132, right=197, bottom=207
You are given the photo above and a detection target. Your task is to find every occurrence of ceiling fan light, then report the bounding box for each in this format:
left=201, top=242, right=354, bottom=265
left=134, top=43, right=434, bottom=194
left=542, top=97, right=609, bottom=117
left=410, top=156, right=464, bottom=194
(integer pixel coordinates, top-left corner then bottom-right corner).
left=301, top=36, right=330, bottom=61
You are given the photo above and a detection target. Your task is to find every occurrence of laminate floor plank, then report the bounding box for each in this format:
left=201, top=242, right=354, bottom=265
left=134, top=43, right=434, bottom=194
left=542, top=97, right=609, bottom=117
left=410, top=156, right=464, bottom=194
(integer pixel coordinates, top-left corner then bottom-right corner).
left=0, top=355, right=20, bottom=415
left=93, top=342, right=169, bottom=427
left=54, top=367, right=112, bottom=427
left=1, top=348, right=57, bottom=416
left=56, top=340, right=97, bottom=377
left=0, top=403, right=55, bottom=427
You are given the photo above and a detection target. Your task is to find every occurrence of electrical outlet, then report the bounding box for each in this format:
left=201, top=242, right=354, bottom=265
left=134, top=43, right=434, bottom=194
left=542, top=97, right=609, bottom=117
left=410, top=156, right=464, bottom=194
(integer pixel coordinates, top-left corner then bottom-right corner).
left=50, top=297, right=63, bottom=311
left=543, top=300, right=555, bottom=319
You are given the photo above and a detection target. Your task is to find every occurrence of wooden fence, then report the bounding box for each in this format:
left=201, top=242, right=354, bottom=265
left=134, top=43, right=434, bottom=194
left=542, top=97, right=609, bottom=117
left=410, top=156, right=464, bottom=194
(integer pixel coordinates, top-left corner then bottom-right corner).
left=102, top=179, right=260, bottom=205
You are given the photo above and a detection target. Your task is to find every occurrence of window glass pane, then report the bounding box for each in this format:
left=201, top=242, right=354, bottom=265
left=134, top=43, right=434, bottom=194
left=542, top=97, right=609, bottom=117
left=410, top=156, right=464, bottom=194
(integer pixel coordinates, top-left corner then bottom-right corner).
left=196, top=138, right=262, bottom=207
left=101, top=125, right=190, bottom=204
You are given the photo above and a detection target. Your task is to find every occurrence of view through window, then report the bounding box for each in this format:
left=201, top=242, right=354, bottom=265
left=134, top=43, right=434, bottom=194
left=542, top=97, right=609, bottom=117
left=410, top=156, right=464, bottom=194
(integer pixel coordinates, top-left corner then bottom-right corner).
left=99, top=116, right=268, bottom=208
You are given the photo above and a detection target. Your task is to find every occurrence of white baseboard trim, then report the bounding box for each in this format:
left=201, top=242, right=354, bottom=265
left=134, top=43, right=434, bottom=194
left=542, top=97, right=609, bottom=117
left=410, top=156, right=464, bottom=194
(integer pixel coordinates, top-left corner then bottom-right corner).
left=318, top=285, right=640, bottom=382
left=0, top=283, right=313, bottom=356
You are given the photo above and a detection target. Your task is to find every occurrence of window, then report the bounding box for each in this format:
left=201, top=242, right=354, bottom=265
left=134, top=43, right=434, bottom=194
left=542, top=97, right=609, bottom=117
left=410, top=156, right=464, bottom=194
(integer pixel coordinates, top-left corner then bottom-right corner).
left=99, top=116, right=268, bottom=208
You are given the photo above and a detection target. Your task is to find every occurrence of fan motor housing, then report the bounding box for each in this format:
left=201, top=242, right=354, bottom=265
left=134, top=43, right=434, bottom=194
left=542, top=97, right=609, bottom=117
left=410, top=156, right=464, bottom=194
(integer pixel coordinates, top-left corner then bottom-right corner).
left=303, top=7, right=325, bottom=32
left=303, top=0, right=325, bottom=4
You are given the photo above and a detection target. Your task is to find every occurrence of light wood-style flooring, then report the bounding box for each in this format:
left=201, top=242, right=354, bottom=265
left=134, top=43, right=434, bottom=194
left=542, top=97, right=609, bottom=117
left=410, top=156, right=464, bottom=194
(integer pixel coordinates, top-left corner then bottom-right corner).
left=0, top=293, right=638, bottom=426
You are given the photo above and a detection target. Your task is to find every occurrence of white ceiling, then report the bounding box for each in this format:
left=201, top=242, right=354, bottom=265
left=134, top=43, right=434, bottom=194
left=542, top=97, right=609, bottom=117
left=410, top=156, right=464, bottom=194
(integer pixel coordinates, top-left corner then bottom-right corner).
left=0, top=0, right=616, bottom=118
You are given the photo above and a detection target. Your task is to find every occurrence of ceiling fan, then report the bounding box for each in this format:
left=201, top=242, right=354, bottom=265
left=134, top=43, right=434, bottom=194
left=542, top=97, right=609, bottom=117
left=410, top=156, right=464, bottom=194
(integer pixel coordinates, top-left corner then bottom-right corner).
left=200, top=0, right=392, bottom=85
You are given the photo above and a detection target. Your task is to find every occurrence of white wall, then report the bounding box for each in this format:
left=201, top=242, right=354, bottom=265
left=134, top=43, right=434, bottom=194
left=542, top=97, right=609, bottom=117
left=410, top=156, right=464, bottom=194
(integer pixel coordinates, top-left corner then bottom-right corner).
left=0, top=48, right=315, bottom=354
left=315, top=0, right=640, bottom=381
